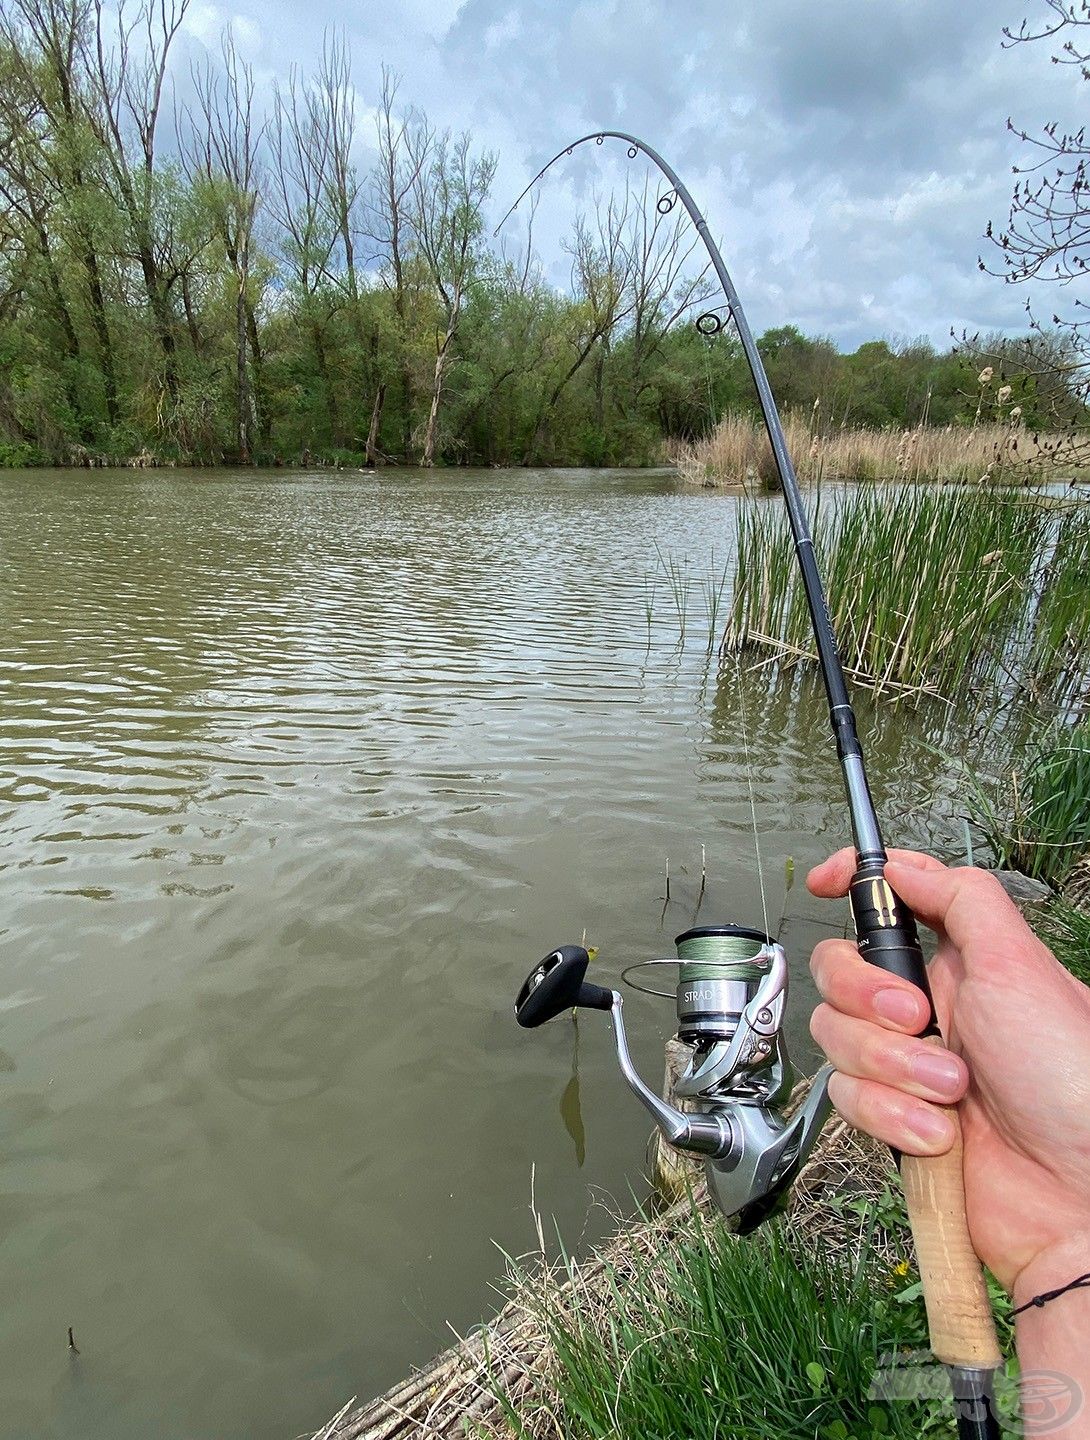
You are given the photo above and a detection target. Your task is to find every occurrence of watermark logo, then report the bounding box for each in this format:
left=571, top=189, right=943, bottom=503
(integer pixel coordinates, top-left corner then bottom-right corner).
left=869, top=1351, right=1082, bottom=1435
left=1021, top=1370, right=1084, bottom=1435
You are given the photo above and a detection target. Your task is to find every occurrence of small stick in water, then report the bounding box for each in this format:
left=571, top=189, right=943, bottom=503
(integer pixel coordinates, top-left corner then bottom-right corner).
left=700, top=844, right=707, bottom=896
left=67, top=1327, right=79, bottom=1355
left=665, top=856, right=671, bottom=902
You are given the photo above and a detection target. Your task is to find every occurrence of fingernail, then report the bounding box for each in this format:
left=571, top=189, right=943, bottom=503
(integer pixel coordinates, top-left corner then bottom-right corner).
left=906, top=1105, right=955, bottom=1147
left=873, top=988, right=922, bottom=1027
left=910, top=1050, right=962, bottom=1094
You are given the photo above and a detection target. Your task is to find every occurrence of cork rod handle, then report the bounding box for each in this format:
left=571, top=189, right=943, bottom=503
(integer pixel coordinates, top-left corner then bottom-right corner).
left=900, top=1087, right=1002, bottom=1368
left=850, top=868, right=1001, bottom=1372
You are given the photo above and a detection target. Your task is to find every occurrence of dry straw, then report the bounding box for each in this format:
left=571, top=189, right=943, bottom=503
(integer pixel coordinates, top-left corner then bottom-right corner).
left=670, top=411, right=1081, bottom=489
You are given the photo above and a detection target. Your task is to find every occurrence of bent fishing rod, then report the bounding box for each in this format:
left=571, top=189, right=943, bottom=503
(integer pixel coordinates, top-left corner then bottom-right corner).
left=504, top=133, right=1002, bottom=1440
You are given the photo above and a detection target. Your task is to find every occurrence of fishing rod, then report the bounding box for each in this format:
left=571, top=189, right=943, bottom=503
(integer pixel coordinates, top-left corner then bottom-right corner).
left=504, top=133, right=1002, bottom=1440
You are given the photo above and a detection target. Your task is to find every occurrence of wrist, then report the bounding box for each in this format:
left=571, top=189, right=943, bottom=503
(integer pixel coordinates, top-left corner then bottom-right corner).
left=1013, top=1232, right=1090, bottom=1313
left=1010, top=1235, right=1090, bottom=1439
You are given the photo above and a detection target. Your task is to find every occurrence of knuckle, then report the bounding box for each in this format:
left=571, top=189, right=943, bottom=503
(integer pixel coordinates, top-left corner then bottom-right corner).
left=868, top=1084, right=911, bottom=1134
left=962, top=866, right=1003, bottom=902
left=809, top=1002, right=833, bottom=1047
left=859, top=1029, right=897, bottom=1076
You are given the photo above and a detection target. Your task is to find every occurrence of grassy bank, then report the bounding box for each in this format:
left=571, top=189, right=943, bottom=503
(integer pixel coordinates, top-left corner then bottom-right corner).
left=491, top=1122, right=1017, bottom=1440
left=311, top=885, right=1087, bottom=1440
left=671, top=412, right=1085, bottom=489
left=492, top=882, right=1090, bottom=1440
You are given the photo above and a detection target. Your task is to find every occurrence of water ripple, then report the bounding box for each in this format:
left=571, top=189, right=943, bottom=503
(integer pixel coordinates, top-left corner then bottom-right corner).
left=0, top=468, right=952, bottom=1440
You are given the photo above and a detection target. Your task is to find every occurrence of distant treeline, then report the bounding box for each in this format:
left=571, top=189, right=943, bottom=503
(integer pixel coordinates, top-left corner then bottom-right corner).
left=0, top=1, right=1083, bottom=468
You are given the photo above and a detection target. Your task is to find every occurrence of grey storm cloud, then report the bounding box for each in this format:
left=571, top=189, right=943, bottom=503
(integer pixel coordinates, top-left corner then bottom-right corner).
left=180, top=0, right=1084, bottom=349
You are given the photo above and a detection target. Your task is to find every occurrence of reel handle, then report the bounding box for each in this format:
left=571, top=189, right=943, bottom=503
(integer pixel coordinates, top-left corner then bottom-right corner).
left=849, top=859, right=1002, bottom=1374
left=514, top=945, right=614, bottom=1028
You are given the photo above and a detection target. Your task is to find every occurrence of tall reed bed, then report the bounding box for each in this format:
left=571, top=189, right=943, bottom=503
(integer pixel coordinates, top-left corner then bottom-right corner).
left=672, top=412, right=1080, bottom=489
left=725, top=485, right=1047, bottom=696
left=1029, top=504, right=1090, bottom=705
left=968, top=723, right=1090, bottom=889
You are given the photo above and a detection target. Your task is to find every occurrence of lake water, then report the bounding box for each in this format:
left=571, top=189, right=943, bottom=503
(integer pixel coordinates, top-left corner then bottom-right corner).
left=0, top=467, right=970, bottom=1439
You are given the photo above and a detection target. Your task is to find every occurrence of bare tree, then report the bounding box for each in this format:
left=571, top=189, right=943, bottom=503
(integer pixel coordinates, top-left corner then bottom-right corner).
left=181, top=31, right=264, bottom=461
left=525, top=193, right=637, bottom=459
left=986, top=1, right=1090, bottom=400
left=309, top=31, right=392, bottom=460
left=268, top=65, right=335, bottom=297
left=83, top=0, right=190, bottom=403
left=364, top=68, right=431, bottom=456
left=267, top=60, right=341, bottom=440
left=619, top=177, right=713, bottom=417
left=313, top=30, right=360, bottom=299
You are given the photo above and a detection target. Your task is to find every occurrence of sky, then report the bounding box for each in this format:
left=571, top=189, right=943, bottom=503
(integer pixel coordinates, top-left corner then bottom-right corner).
left=174, top=0, right=1085, bottom=352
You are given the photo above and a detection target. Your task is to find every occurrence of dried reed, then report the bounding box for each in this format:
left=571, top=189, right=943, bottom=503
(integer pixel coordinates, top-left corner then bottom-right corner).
left=671, top=411, right=1083, bottom=489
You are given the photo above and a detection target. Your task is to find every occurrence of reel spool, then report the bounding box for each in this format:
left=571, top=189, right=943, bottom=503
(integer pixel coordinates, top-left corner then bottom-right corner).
left=675, top=924, right=771, bottom=1040
left=623, top=924, right=792, bottom=1106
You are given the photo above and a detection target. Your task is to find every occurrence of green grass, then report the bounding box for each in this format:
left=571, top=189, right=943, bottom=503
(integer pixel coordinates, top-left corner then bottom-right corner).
left=1034, top=896, right=1090, bottom=986
left=969, top=721, right=1090, bottom=889
left=725, top=484, right=1047, bottom=697
left=495, top=1205, right=995, bottom=1440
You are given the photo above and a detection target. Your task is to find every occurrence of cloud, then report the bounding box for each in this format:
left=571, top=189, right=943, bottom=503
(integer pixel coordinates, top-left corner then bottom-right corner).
left=182, top=0, right=1089, bottom=348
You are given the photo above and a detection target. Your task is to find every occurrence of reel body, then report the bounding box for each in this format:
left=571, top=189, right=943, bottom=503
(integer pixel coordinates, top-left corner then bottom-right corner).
left=515, top=924, right=832, bottom=1232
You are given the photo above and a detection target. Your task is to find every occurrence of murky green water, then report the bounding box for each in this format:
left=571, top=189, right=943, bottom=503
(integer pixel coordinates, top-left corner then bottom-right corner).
left=0, top=468, right=968, bottom=1440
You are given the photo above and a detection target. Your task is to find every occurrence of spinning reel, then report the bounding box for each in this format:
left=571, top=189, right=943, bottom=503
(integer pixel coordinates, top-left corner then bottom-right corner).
left=514, top=925, right=833, bottom=1233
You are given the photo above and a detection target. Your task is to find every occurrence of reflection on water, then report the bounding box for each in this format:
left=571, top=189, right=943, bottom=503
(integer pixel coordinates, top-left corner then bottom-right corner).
left=559, top=1021, right=586, bottom=1168
left=0, top=467, right=977, bottom=1440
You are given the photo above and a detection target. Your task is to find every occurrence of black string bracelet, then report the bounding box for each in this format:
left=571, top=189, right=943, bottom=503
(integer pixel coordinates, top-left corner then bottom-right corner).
left=1011, top=1272, right=1090, bottom=1317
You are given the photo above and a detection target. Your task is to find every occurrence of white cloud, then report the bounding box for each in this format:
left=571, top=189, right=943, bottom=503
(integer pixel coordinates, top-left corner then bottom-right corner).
left=181, top=1, right=222, bottom=46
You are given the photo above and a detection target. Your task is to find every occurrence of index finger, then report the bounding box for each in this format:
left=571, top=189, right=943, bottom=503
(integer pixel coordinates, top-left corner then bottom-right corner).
left=807, top=847, right=947, bottom=899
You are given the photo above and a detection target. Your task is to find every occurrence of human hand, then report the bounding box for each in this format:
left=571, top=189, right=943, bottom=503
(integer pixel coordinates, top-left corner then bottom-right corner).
left=807, top=848, right=1090, bottom=1296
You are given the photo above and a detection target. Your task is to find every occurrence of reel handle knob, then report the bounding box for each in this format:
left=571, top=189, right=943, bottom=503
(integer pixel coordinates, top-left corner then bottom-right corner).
left=514, top=945, right=613, bottom=1028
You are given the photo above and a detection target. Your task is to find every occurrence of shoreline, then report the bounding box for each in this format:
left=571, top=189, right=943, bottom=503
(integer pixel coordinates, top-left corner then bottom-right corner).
left=305, top=1116, right=894, bottom=1440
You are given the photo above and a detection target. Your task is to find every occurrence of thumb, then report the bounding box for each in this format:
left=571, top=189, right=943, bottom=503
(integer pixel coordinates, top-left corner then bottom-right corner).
left=884, top=859, right=1032, bottom=961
